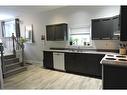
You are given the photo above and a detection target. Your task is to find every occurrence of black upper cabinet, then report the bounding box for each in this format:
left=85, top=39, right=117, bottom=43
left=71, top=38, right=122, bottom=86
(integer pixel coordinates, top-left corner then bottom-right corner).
left=46, top=23, right=68, bottom=41
left=120, top=6, right=127, bottom=41
left=92, top=15, right=119, bottom=40
left=92, top=18, right=113, bottom=40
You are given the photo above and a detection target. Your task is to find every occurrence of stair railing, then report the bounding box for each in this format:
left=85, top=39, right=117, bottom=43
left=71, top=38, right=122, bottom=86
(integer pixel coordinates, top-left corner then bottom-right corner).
left=0, top=42, right=5, bottom=73
left=1, top=37, right=13, bottom=54
left=12, top=33, right=24, bottom=66
left=0, top=41, right=4, bottom=89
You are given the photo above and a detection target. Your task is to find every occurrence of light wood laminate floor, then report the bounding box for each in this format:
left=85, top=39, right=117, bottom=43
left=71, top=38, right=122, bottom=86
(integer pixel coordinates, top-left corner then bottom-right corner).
left=3, top=64, right=102, bottom=89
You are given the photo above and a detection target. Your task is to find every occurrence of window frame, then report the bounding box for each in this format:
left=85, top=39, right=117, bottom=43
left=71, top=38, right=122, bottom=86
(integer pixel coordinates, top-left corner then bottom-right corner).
left=1, top=18, right=20, bottom=38
left=2, top=19, right=16, bottom=38
left=68, top=25, right=92, bottom=47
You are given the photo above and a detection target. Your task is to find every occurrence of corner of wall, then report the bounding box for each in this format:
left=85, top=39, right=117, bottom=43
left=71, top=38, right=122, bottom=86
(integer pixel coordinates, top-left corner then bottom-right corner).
left=25, top=60, right=43, bottom=66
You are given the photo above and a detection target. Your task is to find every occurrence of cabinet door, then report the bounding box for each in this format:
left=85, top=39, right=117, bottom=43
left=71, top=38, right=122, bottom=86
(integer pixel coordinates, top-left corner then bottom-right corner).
left=92, top=17, right=114, bottom=40
left=73, top=53, right=88, bottom=73
left=85, top=54, right=104, bottom=77
left=46, top=25, right=55, bottom=41
left=101, top=18, right=113, bottom=39
left=113, top=16, right=119, bottom=33
left=103, top=64, right=127, bottom=89
left=65, top=53, right=104, bottom=77
left=46, top=24, right=68, bottom=41
left=43, top=51, right=53, bottom=69
left=120, top=6, right=127, bottom=41
left=65, top=53, right=80, bottom=73
left=112, top=15, right=120, bottom=40
left=92, top=19, right=102, bottom=40
left=55, top=24, right=64, bottom=41
left=55, top=24, right=67, bottom=41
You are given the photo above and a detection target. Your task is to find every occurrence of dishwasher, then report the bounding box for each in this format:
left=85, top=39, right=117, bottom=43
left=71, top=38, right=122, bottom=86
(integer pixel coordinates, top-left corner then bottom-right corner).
left=53, top=52, right=65, bottom=71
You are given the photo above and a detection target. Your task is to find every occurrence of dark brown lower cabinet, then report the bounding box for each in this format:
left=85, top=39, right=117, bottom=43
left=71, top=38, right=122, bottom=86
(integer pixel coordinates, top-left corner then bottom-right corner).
left=65, top=53, right=104, bottom=78
left=43, top=51, right=104, bottom=78
left=43, top=51, right=53, bottom=69
left=103, top=64, right=127, bottom=89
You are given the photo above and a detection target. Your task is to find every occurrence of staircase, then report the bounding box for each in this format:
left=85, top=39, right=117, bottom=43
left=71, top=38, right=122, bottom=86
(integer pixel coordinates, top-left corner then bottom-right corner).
left=0, top=33, right=27, bottom=78
left=3, top=54, right=27, bottom=78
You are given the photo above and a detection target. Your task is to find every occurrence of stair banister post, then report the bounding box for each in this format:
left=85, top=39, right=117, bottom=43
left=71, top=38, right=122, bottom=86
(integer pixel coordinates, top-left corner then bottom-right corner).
left=12, top=33, right=16, bottom=55
left=21, top=43, right=24, bottom=66
left=0, top=43, right=5, bottom=72
left=0, top=42, right=4, bottom=89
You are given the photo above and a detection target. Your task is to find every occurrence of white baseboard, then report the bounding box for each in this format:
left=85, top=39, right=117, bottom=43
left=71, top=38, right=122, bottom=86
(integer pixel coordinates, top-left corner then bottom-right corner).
left=24, top=60, right=43, bottom=65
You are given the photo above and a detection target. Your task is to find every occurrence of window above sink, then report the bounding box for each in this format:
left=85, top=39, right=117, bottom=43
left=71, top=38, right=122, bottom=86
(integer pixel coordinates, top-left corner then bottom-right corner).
left=69, top=25, right=92, bottom=47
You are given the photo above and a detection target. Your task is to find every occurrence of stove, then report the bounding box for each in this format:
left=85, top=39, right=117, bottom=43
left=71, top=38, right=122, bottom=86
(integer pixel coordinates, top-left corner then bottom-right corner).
left=100, top=54, right=127, bottom=65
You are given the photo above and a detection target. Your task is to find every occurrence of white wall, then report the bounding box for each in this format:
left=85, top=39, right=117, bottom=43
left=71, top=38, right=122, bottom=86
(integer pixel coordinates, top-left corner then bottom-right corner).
left=42, top=6, right=120, bottom=50
left=19, top=14, right=45, bottom=64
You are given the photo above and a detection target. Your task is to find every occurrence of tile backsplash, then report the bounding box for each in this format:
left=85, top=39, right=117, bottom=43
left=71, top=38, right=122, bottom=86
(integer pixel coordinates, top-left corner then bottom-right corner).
left=44, top=40, right=120, bottom=50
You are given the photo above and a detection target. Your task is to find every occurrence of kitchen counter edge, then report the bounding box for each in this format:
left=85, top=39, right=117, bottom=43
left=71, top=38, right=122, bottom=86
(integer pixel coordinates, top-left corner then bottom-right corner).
left=42, top=50, right=118, bottom=55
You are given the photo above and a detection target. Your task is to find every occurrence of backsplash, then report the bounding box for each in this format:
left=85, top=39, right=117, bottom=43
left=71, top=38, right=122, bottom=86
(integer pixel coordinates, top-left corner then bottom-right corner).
left=44, top=40, right=120, bottom=50
left=92, top=40, right=120, bottom=49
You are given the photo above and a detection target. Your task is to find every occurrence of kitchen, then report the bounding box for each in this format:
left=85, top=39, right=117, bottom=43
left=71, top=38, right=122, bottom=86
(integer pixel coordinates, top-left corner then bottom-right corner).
left=43, top=6, right=127, bottom=89
left=0, top=5, right=127, bottom=89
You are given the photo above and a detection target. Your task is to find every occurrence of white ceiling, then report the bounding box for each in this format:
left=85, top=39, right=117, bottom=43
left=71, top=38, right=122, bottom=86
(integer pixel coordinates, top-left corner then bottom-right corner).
left=0, top=6, right=62, bottom=14
left=0, top=6, right=63, bottom=20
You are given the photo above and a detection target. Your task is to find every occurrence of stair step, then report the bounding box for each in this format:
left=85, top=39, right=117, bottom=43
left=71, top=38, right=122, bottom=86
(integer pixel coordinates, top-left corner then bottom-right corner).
left=4, top=58, right=19, bottom=65
left=4, top=54, right=16, bottom=59
left=5, top=62, right=23, bottom=72
left=3, top=66, right=27, bottom=78
left=5, top=62, right=22, bottom=67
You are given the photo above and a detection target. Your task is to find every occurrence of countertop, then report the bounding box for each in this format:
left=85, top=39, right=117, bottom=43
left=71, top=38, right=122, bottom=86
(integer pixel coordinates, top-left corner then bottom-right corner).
left=43, top=49, right=119, bottom=55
